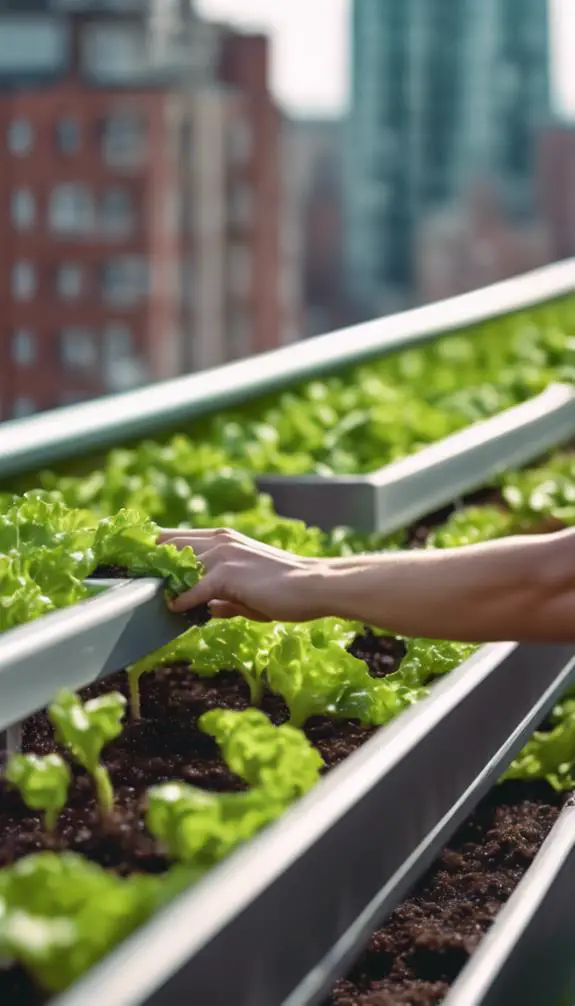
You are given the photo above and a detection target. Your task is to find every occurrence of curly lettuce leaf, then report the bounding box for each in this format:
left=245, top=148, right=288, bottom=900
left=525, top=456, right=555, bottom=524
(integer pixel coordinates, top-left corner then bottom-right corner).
left=5, top=754, right=71, bottom=834
left=147, top=709, right=322, bottom=866
left=93, top=509, right=203, bottom=593
left=501, top=702, right=575, bottom=791
left=200, top=708, right=323, bottom=801
left=265, top=622, right=408, bottom=728
left=0, top=853, right=167, bottom=994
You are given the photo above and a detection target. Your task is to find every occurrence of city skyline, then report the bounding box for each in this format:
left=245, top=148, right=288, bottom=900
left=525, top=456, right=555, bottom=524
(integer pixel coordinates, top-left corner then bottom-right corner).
left=199, top=0, right=575, bottom=119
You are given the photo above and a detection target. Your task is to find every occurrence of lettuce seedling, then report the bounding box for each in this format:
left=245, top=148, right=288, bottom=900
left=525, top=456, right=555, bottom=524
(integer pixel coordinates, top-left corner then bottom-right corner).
left=147, top=709, right=323, bottom=865
left=126, top=618, right=276, bottom=721
left=48, top=690, right=126, bottom=821
left=146, top=783, right=280, bottom=867
left=200, top=708, right=323, bottom=802
left=0, top=852, right=164, bottom=993
left=266, top=624, right=376, bottom=727
left=5, top=754, right=71, bottom=835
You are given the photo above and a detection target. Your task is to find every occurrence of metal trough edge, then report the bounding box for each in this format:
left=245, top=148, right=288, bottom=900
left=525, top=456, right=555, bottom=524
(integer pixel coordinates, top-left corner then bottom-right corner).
left=0, top=579, right=188, bottom=734
left=445, top=801, right=575, bottom=1006
left=53, top=641, right=575, bottom=1006
left=257, top=383, right=575, bottom=532
left=0, top=260, right=573, bottom=480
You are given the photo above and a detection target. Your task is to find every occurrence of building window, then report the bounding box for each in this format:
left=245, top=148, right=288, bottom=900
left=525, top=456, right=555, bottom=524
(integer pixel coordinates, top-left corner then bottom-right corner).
left=101, top=256, right=148, bottom=305
left=228, top=185, right=254, bottom=228
left=55, top=117, right=80, bottom=154
left=59, top=327, right=97, bottom=370
left=227, top=120, right=252, bottom=165
left=12, top=396, right=36, bottom=419
left=11, top=188, right=36, bottom=230
left=100, top=112, right=146, bottom=168
left=7, top=118, right=33, bottom=155
left=49, top=184, right=95, bottom=235
left=56, top=263, right=84, bottom=300
left=228, top=310, right=252, bottom=360
left=103, top=322, right=133, bottom=360
left=12, top=262, right=37, bottom=301
left=11, top=329, right=37, bottom=366
left=100, top=187, right=135, bottom=237
left=82, top=23, right=146, bottom=83
left=228, top=245, right=251, bottom=298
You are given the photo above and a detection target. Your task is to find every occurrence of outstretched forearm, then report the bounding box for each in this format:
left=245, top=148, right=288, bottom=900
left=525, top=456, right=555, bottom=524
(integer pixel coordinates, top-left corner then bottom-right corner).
left=317, top=529, right=575, bottom=642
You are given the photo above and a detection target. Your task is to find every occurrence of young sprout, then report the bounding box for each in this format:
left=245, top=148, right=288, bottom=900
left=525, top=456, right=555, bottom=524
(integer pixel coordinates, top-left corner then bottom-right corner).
left=48, top=689, right=126, bottom=822
left=5, top=753, right=71, bottom=835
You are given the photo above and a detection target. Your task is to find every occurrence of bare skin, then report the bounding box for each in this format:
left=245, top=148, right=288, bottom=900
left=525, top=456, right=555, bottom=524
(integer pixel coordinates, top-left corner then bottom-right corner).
left=158, top=526, right=575, bottom=643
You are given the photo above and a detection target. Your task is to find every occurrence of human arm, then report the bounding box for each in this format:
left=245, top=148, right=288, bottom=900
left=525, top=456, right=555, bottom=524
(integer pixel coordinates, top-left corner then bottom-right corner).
left=157, top=527, right=575, bottom=643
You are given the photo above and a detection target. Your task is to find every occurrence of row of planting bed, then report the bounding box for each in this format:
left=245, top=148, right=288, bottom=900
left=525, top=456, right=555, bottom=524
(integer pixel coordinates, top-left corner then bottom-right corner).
left=0, top=292, right=574, bottom=1005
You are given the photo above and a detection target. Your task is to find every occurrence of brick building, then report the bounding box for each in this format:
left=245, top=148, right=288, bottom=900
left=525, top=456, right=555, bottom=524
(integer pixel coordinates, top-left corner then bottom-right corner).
left=0, top=3, right=288, bottom=420
left=184, top=30, right=293, bottom=371
left=416, top=178, right=551, bottom=304
left=537, top=124, right=575, bottom=264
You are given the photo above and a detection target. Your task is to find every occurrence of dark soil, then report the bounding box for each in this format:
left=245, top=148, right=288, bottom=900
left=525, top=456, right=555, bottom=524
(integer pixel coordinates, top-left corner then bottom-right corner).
left=0, top=634, right=566, bottom=1005
left=325, top=781, right=564, bottom=1006
left=89, top=564, right=131, bottom=579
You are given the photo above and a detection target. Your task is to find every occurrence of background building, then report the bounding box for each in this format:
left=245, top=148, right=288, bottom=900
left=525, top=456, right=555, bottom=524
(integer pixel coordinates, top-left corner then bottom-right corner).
left=0, top=0, right=289, bottom=420
left=284, top=117, right=349, bottom=339
left=537, top=123, right=575, bottom=263
left=345, top=0, right=552, bottom=320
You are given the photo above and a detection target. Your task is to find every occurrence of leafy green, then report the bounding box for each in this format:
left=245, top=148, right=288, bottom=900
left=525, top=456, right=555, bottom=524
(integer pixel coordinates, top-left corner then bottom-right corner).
left=0, top=853, right=170, bottom=993
left=48, top=690, right=126, bottom=819
left=147, top=709, right=322, bottom=866
left=428, top=506, right=515, bottom=548
left=502, top=700, right=575, bottom=791
left=30, top=297, right=574, bottom=529
left=265, top=621, right=418, bottom=728
left=390, top=638, right=479, bottom=688
left=93, top=509, right=204, bottom=594
left=201, top=708, right=323, bottom=802
left=501, top=454, right=575, bottom=527
left=5, top=754, right=71, bottom=834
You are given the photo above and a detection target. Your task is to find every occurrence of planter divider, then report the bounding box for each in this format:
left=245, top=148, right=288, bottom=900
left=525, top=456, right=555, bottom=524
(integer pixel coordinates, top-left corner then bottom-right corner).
left=0, top=578, right=188, bottom=747
left=258, top=383, right=575, bottom=532
left=53, top=642, right=575, bottom=1006
left=445, top=800, right=575, bottom=1006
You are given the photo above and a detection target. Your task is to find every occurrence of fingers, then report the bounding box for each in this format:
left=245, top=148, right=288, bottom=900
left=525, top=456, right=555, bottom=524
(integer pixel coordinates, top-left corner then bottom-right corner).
left=168, top=569, right=221, bottom=612
left=208, top=600, right=271, bottom=622
left=158, top=527, right=295, bottom=562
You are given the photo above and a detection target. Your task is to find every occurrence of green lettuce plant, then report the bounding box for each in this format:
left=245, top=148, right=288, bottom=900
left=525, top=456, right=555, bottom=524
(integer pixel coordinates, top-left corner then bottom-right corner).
left=146, top=709, right=323, bottom=866
left=5, top=754, right=71, bottom=835
left=48, top=690, right=126, bottom=822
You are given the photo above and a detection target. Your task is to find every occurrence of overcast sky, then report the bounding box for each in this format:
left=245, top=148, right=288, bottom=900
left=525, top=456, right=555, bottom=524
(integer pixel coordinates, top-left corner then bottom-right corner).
left=198, top=0, right=575, bottom=118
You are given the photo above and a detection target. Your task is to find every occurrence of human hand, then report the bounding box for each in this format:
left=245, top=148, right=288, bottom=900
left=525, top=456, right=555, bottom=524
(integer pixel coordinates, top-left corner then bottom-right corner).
left=157, top=528, right=327, bottom=622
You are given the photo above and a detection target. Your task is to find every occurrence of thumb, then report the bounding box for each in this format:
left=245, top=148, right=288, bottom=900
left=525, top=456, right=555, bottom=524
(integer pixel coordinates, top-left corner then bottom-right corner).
left=169, top=572, right=219, bottom=613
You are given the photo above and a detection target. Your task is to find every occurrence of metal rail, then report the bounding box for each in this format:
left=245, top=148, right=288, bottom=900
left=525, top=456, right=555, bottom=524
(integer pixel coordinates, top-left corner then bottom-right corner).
left=445, top=800, right=575, bottom=1006
left=0, top=259, right=573, bottom=480
left=258, top=383, right=575, bottom=532
left=52, top=642, right=575, bottom=1006
left=0, top=579, right=188, bottom=736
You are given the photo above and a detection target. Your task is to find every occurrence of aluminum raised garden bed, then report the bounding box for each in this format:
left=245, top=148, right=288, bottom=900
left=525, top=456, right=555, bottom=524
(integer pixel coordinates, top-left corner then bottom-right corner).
left=0, top=260, right=574, bottom=1006
left=258, top=382, right=575, bottom=532
left=50, top=641, right=575, bottom=1006
left=0, top=578, right=188, bottom=750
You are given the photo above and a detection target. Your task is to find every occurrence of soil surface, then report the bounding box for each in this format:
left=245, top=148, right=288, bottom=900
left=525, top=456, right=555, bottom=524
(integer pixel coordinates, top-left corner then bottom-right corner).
left=325, top=781, right=564, bottom=1005
left=0, top=630, right=565, bottom=1004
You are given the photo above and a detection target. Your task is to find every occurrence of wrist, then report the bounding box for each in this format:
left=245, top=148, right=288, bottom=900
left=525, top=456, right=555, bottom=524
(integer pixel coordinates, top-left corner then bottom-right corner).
left=297, top=560, right=356, bottom=621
